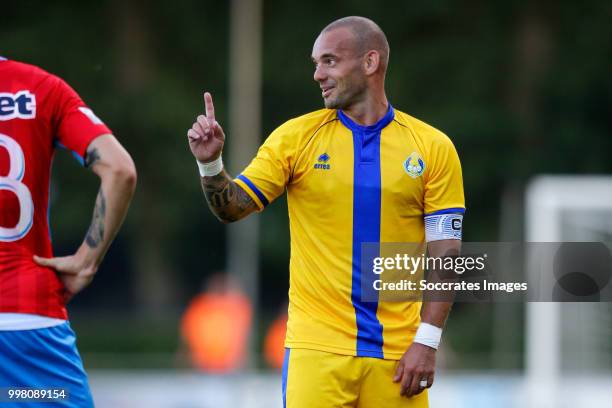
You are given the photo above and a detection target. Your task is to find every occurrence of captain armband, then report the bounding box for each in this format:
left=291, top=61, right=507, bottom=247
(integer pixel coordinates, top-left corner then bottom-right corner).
left=424, top=212, right=463, bottom=242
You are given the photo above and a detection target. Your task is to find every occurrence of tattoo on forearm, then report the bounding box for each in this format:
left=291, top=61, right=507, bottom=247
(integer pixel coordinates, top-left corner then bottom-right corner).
left=202, top=172, right=257, bottom=222
left=85, top=146, right=101, bottom=169
left=85, top=188, right=106, bottom=248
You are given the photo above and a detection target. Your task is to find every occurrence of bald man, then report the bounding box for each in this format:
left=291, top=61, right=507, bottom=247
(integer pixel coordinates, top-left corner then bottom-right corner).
left=187, top=16, right=465, bottom=408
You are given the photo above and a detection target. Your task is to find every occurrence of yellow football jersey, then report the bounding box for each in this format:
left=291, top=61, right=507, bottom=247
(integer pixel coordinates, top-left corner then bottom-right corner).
left=235, top=106, right=465, bottom=359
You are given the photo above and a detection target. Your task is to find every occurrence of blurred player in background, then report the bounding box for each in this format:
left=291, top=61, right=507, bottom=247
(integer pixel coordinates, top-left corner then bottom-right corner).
left=180, top=273, right=252, bottom=372
left=187, top=16, right=464, bottom=408
left=0, top=57, right=136, bottom=407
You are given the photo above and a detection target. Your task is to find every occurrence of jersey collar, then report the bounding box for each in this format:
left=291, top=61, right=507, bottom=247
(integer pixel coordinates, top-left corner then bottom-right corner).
left=337, top=104, right=394, bottom=133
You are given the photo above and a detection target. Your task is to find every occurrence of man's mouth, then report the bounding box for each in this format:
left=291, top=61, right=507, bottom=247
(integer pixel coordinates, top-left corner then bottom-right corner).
left=321, top=86, right=334, bottom=98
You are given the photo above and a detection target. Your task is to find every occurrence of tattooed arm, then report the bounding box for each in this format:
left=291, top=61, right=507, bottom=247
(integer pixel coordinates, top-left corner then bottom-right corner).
left=34, top=134, right=137, bottom=299
left=187, top=92, right=259, bottom=223
left=202, top=170, right=258, bottom=223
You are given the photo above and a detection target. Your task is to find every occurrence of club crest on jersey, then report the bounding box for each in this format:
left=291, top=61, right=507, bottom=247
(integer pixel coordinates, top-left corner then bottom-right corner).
left=0, top=91, right=36, bottom=121
left=314, top=152, right=331, bottom=170
left=403, top=152, right=425, bottom=178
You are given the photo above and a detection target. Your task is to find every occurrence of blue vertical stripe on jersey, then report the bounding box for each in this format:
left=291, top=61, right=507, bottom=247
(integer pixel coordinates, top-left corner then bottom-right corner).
left=339, top=106, right=394, bottom=359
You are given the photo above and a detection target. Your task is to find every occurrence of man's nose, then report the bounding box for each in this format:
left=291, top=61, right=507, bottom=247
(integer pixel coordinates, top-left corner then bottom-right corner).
left=313, top=65, right=326, bottom=83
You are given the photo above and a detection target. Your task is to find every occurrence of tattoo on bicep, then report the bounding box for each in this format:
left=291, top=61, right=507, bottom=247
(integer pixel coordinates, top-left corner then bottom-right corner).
left=85, top=188, right=106, bottom=248
left=202, top=174, right=257, bottom=221
left=84, top=146, right=101, bottom=169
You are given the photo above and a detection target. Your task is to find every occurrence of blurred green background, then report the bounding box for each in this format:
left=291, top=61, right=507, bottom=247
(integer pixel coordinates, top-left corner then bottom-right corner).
left=2, top=0, right=612, bottom=370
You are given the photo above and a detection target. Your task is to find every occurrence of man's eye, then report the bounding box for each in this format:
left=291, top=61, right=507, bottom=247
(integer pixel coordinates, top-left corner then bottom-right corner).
left=313, top=58, right=335, bottom=69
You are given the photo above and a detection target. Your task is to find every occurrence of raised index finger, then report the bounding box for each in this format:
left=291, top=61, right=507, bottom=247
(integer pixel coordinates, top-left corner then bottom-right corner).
left=204, top=91, right=215, bottom=121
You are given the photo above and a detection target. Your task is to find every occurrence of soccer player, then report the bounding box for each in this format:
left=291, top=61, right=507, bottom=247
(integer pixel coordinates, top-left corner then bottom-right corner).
left=0, top=57, right=136, bottom=406
left=187, top=16, right=464, bottom=408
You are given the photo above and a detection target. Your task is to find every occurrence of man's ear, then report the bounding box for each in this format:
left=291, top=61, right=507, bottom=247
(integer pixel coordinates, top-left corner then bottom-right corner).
left=364, top=50, right=380, bottom=75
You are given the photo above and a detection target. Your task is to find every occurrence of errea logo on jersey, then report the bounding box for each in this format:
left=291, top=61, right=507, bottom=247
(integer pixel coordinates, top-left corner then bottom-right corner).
left=314, top=152, right=331, bottom=170
left=0, top=91, right=36, bottom=121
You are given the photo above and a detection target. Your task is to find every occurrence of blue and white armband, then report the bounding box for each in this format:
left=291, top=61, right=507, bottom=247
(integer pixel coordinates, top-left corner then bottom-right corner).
left=424, top=209, right=464, bottom=242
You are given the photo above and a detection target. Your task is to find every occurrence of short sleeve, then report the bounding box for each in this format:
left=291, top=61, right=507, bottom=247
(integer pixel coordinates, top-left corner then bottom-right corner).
left=52, top=77, right=112, bottom=163
left=423, top=134, right=465, bottom=215
left=423, top=134, right=465, bottom=241
left=234, top=122, right=298, bottom=211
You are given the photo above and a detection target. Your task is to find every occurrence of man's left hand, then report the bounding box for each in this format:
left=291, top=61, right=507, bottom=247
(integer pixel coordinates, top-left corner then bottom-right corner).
left=33, top=253, right=97, bottom=302
left=393, top=342, right=436, bottom=397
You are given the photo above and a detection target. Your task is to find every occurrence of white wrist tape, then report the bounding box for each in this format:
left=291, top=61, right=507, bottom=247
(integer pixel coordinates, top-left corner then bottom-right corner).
left=413, top=322, right=443, bottom=350
left=197, top=156, right=223, bottom=177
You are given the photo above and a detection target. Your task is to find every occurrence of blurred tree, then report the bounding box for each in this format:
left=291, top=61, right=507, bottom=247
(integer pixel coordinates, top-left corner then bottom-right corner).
left=111, top=0, right=179, bottom=313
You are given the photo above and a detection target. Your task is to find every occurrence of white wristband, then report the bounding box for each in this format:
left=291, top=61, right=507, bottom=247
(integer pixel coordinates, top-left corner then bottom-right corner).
left=413, top=322, right=443, bottom=350
left=197, top=156, right=223, bottom=177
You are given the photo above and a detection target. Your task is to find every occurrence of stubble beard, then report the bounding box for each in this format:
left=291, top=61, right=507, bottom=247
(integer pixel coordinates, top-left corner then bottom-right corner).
left=323, top=77, right=367, bottom=110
